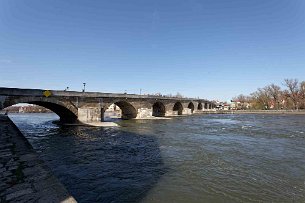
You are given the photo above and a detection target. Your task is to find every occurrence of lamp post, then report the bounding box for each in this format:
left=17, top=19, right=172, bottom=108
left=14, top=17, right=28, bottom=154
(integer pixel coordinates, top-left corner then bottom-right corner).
left=83, top=83, right=86, bottom=92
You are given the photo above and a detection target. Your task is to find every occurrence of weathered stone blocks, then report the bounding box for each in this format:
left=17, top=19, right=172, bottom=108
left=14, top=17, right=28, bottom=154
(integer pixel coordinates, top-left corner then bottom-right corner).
left=0, top=115, right=77, bottom=203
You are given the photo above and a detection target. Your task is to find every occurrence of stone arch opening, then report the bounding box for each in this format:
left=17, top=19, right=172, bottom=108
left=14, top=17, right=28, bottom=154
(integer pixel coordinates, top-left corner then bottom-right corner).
left=3, top=101, right=78, bottom=123
left=188, top=102, right=195, bottom=113
left=204, top=103, right=208, bottom=109
left=173, top=102, right=183, bottom=115
left=198, top=103, right=203, bottom=110
left=104, top=104, right=122, bottom=120
left=152, top=102, right=165, bottom=117
left=105, top=101, right=137, bottom=120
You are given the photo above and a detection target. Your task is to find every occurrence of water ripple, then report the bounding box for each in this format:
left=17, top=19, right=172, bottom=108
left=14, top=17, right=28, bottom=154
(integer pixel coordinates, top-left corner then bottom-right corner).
left=9, top=113, right=305, bottom=203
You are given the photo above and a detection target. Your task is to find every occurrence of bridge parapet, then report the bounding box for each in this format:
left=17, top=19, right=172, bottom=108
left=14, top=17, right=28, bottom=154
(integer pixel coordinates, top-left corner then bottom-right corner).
left=0, top=87, right=209, bottom=101
left=0, top=87, right=216, bottom=124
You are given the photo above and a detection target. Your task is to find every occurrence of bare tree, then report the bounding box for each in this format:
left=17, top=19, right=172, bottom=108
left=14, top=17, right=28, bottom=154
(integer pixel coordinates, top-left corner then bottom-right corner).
left=175, top=92, right=183, bottom=98
left=233, top=94, right=246, bottom=102
left=266, top=84, right=282, bottom=110
left=299, top=81, right=305, bottom=109
left=232, top=79, right=305, bottom=110
left=250, top=87, right=271, bottom=109
left=283, top=79, right=300, bottom=110
left=232, top=94, right=250, bottom=110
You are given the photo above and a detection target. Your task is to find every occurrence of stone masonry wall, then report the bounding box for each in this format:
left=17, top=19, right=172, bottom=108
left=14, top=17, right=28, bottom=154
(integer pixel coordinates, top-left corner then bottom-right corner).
left=0, top=115, right=77, bottom=203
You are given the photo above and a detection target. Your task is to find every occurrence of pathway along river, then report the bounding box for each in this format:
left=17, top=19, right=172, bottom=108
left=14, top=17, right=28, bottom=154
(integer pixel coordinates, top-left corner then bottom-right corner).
left=8, top=113, right=305, bottom=203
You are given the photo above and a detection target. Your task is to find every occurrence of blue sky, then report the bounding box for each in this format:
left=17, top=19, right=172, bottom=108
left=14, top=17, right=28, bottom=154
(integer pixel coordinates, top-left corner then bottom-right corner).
left=0, top=0, right=305, bottom=101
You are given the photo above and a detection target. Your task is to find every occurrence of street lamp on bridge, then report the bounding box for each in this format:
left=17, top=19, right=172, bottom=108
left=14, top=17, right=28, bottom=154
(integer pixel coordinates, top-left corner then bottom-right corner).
left=83, top=83, right=86, bottom=92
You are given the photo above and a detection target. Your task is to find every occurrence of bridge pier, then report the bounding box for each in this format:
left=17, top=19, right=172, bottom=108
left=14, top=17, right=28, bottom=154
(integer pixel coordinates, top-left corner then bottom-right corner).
left=182, top=108, right=192, bottom=115
left=165, top=110, right=176, bottom=116
left=78, top=107, right=102, bottom=123
left=193, top=110, right=203, bottom=114
left=136, top=107, right=153, bottom=119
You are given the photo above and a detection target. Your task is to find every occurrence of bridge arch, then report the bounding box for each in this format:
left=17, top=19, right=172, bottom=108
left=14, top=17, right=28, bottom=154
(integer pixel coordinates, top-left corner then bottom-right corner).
left=105, top=101, right=137, bottom=120
left=152, top=102, right=165, bottom=117
left=3, top=97, right=78, bottom=123
left=198, top=102, right=203, bottom=110
left=188, top=102, right=195, bottom=113
left=173, top=102, right=183, bottom=115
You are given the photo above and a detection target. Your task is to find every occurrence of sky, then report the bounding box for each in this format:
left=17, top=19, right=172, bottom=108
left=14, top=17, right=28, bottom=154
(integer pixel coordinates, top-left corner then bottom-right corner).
left=0, top=0, right=305, bottom=101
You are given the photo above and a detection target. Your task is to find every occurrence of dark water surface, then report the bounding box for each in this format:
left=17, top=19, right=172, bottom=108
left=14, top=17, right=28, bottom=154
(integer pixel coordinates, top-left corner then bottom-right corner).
left=9, top=113, right=305, bottom=203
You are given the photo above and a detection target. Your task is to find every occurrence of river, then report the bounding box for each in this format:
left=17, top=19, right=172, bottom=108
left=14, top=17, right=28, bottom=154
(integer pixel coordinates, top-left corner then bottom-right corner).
left=8, top=113, right=305, bottom=202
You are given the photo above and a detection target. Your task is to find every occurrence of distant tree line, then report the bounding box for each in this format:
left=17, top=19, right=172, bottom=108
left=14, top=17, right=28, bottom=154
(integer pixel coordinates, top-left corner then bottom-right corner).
left=4, top=105, right=52, bottom=113
left=233, top=79, right=305, bottom=110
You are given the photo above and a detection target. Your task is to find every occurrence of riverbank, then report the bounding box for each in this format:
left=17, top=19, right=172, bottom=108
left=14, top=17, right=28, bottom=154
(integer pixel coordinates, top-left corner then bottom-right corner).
left=0, top=115, right=77, bottom=203
left=206, top=110, right=305, bottom=115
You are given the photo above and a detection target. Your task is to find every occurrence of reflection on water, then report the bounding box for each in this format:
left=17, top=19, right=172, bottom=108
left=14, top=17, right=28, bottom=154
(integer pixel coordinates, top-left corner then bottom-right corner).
left=9, top=113, right=305, bottom=202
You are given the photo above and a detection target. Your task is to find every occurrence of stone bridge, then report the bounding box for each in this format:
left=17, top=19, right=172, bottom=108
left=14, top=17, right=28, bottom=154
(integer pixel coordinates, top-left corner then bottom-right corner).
left=0, top=87, right=216, bottom=124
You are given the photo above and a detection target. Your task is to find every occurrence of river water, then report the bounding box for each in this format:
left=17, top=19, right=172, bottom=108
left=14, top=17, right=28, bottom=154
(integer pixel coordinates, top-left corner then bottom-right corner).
left=9, top=113, right=305, bottom=203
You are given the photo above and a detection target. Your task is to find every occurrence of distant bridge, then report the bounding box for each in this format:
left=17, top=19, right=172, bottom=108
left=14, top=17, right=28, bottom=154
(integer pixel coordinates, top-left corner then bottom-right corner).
left=0, top=87, right=216, bottom=124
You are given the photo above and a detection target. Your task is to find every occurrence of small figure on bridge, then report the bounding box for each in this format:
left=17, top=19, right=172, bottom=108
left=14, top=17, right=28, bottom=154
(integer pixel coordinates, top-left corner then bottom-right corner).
left=4, top=110, right=8, bottom=116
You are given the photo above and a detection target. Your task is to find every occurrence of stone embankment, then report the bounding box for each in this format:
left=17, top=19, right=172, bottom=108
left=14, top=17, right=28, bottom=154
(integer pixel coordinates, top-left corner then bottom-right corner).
left=0, top=115, right=77, bottom=203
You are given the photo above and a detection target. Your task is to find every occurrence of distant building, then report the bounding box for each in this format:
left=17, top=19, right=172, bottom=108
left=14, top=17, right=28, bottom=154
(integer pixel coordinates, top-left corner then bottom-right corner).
left=215, top=101, right=231, bottom=110
left=230, top=100, right=250, bottom=110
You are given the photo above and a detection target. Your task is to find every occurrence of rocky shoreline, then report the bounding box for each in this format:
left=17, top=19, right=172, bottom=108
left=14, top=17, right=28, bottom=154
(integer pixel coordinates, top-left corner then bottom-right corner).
left=0, top=115, right=77, bottom=203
